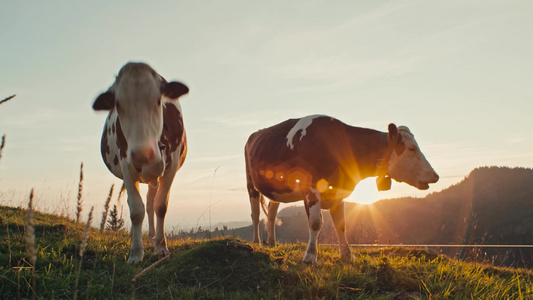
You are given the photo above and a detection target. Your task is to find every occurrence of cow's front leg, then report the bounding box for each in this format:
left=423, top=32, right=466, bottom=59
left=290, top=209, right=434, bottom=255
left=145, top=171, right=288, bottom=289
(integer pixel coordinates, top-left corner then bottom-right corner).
left=303, top=189, right=323, bottom=263
left=329, top=201, right=352, bottom=261
left=152, top=165, right=178, bottom=258
left=266, top=200, right=280, bottom=246
left=146, top=181, right=158, bottom=241
left=123, top=175, right=145, bottom=264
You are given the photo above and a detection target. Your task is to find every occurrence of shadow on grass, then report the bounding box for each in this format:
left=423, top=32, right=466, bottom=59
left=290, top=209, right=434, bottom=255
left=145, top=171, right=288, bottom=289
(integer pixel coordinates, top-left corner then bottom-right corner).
left=134, top=238, right=292, bottom=298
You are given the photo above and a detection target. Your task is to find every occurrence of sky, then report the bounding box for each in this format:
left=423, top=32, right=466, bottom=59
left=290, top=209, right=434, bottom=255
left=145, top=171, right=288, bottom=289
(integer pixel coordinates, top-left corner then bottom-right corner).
left=0, top=1, right=532, bottom=231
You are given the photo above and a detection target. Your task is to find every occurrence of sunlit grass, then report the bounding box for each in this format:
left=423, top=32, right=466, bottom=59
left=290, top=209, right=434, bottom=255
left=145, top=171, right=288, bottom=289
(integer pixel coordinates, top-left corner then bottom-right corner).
left=1, top=204, right=532, bottom=299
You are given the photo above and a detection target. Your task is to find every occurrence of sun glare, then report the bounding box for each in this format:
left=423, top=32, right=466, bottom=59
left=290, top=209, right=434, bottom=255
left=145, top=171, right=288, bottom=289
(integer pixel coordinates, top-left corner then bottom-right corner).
left=345, top=178, right=387, bottom=204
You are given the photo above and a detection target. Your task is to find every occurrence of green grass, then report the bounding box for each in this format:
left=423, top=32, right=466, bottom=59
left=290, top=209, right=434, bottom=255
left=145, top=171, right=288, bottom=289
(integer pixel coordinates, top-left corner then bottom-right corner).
left=1, top=205, right=532, bottom=299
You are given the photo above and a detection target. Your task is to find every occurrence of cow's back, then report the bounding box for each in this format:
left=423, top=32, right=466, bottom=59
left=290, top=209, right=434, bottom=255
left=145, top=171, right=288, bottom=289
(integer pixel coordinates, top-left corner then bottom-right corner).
left=246, top=116, right=376, bottom=201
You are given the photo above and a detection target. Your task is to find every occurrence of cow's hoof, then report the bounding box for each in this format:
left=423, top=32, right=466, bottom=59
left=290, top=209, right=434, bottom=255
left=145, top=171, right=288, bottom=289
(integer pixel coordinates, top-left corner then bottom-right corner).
left=266, top=238, right=276, bottom=247
left=155, top=247, right=170, bottom=259
left=157, top=249, right=170, bottom=259
left=157, top=251, right=170, bottom=260
left=341, top=254, right=355, bottom=263
left=340, top=251, right=354, bottom=262
left=303, top=253, right=317, bottom=264
left=128, top=247, right=144, bottom=264
left=127, top=254, right=143, bottom=264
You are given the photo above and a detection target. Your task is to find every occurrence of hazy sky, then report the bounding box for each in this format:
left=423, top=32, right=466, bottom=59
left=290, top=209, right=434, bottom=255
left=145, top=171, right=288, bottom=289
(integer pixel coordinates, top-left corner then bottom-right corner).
left=1, top=1, right=532, bottom=230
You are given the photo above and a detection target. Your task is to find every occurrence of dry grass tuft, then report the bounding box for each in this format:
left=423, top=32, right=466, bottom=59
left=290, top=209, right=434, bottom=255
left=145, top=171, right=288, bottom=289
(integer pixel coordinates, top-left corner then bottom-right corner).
left=25, top=189, right=36, bottom=267
left=80, top=206, right=94, bottom=257
left=25, top=189, right=37, bottom=299
left=6, top=222, right=12, bottom=266
left=76, top=162, right=84, bottom=223
left=100, top=184, right=114, bottom=233
left=74, top=206, right=94, bottom=300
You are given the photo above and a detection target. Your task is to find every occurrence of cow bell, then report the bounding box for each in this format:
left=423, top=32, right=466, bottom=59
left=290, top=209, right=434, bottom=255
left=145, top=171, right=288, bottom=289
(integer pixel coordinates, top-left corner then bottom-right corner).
left=376, top=176, right=391, bottom=191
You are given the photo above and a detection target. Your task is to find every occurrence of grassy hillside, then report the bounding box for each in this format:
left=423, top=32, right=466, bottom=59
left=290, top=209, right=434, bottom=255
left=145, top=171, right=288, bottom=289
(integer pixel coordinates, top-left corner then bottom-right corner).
left=227, top=167, right=533, bottom=268
left=1, top=205, right=533, bottom=299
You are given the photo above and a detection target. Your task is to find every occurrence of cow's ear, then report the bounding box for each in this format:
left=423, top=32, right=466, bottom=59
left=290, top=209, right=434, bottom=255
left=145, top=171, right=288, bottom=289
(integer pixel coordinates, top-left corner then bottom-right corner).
left=388, top=123, right=405, bottom=154
left=162, top=81, right=189, bottom=99
left=388, top=123, right=398, bottom=141
left=394, top=136, right=405, bottom=154
left=93, top=92, right=115, bottom=111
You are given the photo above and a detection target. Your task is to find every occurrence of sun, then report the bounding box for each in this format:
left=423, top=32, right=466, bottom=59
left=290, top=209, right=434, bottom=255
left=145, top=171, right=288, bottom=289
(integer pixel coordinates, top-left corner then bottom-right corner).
left=345, top=177, right=390, bottom=205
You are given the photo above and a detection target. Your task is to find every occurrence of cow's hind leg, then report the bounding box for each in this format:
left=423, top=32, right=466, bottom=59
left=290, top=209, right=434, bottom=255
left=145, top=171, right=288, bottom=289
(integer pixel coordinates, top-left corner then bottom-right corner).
left=303, top=189, right=323, bottom=263
left=153, top=169, right=177, bottom=258
left=329, top=201, right=352, bottom=261
left=266, top=201, right=280, bottom=246
left=248, top=182, right=262, bottom=244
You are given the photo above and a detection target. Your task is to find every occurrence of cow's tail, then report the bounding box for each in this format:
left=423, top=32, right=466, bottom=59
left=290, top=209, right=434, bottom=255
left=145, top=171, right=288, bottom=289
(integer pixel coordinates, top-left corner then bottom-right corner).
left=259, top=193, right=268, bottom=219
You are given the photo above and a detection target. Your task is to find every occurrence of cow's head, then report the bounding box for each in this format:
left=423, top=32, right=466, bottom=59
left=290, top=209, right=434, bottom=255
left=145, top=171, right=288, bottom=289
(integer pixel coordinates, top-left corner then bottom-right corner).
left=93, top=62, right=188, bottom=178
left=386, top=124, right=439, bottom=190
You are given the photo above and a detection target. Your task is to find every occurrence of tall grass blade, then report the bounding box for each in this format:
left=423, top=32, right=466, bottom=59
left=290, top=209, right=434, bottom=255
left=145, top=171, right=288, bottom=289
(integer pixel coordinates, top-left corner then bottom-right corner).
left=517, top=275, right=523, bottom=300
left=25, top=189, right=37, bottom=299
left=6, top=222, right=11, bottom=266
left=74, top=206, right=94, bottom=300
left=100, top=184, right=114, bottom=233
left=76, top=162, right=84, bottom=223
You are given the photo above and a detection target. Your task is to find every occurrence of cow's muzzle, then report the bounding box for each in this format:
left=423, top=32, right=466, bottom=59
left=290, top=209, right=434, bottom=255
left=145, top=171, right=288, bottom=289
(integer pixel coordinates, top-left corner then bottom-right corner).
left=131, top=147, right=155, bottom=165
left=417, top=171, right=439, bottom=190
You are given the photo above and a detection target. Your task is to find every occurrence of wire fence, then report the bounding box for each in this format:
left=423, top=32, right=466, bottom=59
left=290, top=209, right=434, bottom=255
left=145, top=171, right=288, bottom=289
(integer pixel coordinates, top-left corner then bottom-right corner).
left=321, top=244, right=533, bottom=249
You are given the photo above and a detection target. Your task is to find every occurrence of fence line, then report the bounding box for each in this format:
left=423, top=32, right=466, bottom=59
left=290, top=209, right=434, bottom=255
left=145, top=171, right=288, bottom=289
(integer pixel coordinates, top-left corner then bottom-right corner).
left=320, top=244, right=533, bottom=248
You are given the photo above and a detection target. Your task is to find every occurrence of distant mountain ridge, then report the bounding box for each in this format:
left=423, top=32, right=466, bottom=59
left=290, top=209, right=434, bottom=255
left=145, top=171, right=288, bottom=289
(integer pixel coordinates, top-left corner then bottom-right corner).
left=228, top=166, right=533, bottom=268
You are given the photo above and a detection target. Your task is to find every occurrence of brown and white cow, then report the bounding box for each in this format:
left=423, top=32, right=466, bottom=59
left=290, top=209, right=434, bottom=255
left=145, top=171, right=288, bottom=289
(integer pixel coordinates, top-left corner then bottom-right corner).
left=245, top=115, right=439, bottom=263
left=93, top=62, right=189, bottom=263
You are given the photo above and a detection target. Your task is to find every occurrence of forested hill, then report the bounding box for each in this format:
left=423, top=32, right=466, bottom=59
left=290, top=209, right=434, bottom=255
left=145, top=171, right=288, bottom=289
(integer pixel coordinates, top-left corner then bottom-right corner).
left=230, top=166, right=533, bottom=268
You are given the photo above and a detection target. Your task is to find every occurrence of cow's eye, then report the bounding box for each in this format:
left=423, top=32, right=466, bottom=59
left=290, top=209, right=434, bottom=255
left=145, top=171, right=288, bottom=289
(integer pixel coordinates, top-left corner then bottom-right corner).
left=408, top=147, right=416, bottom=152
left=157, top=99, right=161, bottom=106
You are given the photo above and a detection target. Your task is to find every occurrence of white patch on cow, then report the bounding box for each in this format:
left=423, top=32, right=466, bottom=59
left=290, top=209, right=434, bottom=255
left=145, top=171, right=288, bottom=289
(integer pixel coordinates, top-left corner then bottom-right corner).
left=398, top=126, right=414, bottom=138
left=286, top=115, right=325, bottom=150
left=103, top=111, right=123, bottom=179
left=303, top=187, right=322, bottom=263
left=171, top=98, right=183, bottom=116
left=306, top=188, right=322, bottom=226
